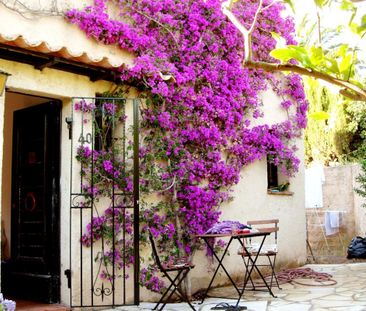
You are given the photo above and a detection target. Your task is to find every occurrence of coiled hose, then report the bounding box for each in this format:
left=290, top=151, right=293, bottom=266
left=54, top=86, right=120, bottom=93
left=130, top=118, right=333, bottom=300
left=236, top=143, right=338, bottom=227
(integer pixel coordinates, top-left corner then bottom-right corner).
left=275, top=267, right=337, bottom=286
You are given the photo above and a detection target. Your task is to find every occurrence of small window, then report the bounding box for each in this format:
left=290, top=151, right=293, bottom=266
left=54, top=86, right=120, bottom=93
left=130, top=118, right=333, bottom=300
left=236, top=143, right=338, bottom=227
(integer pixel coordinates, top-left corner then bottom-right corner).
left=267, top=156, right=292, bottom=195
left=267, top=157, right=278, bottom=189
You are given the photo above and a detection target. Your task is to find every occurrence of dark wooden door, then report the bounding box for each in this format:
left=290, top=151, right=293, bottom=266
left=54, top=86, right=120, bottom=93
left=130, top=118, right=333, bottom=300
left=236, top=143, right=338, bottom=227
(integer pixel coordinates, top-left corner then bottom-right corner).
left=7, top=101, right=61, bottom=303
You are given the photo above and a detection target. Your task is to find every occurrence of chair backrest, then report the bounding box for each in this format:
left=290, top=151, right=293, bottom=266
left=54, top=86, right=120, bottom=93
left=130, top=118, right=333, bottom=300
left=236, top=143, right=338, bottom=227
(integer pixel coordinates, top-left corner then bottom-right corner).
left=247, top=219, right=279, bottom=243
left=148, top=229, right=163, bottom=269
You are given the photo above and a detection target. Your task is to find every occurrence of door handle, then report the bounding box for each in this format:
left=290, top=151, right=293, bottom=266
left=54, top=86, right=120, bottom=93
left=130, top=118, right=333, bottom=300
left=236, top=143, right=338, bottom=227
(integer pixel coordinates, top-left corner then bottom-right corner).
left=25, top=192, right=37, bottom=212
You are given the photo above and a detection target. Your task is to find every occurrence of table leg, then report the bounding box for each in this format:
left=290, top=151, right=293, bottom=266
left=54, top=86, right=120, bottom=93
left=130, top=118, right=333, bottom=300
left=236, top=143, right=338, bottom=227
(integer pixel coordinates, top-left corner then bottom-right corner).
left=201, top=237, right=241, bottom=303
left=236, top=235, right=276, bottom=309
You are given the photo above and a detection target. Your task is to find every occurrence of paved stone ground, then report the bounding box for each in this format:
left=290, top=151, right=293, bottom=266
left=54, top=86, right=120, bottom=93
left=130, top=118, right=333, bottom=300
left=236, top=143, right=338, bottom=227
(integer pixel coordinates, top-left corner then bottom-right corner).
left=107, top=263, right=366, bottom=311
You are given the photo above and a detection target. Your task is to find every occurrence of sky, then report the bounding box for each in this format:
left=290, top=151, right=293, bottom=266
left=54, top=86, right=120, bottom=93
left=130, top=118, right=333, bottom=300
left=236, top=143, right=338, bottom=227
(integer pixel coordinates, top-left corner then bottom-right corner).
left=292, top=0, right=366, bottom=49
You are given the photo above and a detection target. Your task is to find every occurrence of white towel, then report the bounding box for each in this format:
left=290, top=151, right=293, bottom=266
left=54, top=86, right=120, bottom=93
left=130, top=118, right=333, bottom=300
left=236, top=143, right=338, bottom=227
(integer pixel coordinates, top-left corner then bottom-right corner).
left=324, top=211, right=339, bottom=236
left=329, top=211, right=340, bottom=228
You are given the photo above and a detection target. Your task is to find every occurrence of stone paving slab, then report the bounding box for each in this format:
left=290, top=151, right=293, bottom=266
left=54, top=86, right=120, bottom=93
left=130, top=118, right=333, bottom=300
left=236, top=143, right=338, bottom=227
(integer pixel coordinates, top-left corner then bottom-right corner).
left=107, top=299, right=267, bottom=311
left=102, top=263, right=366, bottom=311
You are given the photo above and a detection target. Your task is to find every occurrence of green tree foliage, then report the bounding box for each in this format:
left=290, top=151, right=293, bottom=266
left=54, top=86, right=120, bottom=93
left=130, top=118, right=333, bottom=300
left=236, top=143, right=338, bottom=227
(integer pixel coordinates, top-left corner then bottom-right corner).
left=305, top=77, right=366, bottom=164
left=293, top=0, right=366, bottom=165
left=345, top=101, right=366, bottom=158
left=224, top=0, right=366, bottom=106
left=305, top=78, right=347, bottom=164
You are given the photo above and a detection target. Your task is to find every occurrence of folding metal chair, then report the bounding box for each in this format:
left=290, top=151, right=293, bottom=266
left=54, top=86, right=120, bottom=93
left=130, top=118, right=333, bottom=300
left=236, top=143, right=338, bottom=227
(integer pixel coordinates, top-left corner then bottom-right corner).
left=148, top=230, right=196, bottom=311
left=238, top=219, right=281, bottom=291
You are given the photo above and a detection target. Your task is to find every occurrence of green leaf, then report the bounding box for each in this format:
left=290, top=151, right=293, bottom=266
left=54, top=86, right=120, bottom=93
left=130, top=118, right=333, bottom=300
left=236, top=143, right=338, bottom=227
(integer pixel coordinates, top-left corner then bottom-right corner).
left=340, top=0, right=355, bottom=11
left=357, top=14, right=366, bottom=34
left=362, top=14, right=366, bottom=25
left=339, top=54, right=352, bottom=77
left=314, top=0, right=329, bottom=8
left=309, top=46, right=324, bottom=66
left=270, top=47, right=303, bottom=63
left=309, top=111, right=330, bottom=121
left=291, top=45, right=313, bottom=67
left=270, top=46, right=312, bottom=67
left=283, top=0, right=295, bottom=12
left=324, top=57, right=339, bottom=74
left=336, top=44, right=349, bottom=58
left=349, top=78, right=364, bottom=89
left=350, top=22, right=360, bottom=34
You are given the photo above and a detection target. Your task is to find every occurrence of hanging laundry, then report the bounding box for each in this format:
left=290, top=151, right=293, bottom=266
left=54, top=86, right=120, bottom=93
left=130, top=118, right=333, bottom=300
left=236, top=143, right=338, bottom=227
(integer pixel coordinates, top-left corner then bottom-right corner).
left=324, top=211, right=340, bottom=236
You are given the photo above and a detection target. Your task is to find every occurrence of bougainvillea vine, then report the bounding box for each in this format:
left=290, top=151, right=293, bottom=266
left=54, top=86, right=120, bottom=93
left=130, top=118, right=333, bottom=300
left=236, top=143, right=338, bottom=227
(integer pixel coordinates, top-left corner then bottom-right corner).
left=67, top=0, right=308, bottom=293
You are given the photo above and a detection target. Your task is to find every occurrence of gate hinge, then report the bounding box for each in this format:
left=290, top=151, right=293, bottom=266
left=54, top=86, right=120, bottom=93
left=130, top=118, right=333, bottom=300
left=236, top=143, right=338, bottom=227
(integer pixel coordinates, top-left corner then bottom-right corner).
left=65, top=117, right=73, bottom=140
left=64, top=269, right=71, bottom=289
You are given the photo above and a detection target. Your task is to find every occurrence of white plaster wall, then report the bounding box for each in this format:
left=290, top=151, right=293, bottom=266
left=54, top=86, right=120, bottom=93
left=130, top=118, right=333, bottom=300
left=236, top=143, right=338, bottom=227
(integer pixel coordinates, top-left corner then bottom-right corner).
left=139, top=88, right=307, bottom=299
left=0, top=0, right=305, bottom=303
left=189, top=138, right=306, bottom=293
left=0, top=51, right=307, bottom=305
left=253, top=87, right=290, bottom=127
left=186, top=85, right=306, bottom=294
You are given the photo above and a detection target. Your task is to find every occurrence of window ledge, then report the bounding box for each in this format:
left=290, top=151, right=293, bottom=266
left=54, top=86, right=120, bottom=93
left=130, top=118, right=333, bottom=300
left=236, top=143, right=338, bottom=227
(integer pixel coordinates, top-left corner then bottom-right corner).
left=267, top=190, right=294, bottom=196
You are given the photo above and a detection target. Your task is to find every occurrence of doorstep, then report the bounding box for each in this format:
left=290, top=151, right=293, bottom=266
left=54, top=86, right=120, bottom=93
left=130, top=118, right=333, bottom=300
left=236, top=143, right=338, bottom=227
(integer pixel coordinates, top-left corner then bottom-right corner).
left=15, top=300, right=70, bottom=311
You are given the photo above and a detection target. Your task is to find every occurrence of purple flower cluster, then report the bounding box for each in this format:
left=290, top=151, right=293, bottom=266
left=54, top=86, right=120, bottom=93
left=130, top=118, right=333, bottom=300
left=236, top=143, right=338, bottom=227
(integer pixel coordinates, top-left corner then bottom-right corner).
left=205, top=220, right=248, bottom=234
left=140, top=267, right=165, bottom=293
left=67, top=0, right=308, bottom=292
left=76, top=145, right=130, bottom=196
left=74, top=99, right=96, bottom=113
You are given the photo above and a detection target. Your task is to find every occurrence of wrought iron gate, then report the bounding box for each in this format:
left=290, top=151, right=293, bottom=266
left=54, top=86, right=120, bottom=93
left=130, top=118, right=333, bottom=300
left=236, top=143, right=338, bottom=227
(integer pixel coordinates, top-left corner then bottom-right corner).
left=68, top=97, right=140, bottom=308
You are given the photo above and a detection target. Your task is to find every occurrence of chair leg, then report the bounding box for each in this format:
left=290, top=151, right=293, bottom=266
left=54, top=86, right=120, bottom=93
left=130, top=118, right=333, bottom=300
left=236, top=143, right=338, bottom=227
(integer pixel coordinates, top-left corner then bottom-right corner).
left=155, top=269, right=196, bottom=311
left=242, top=255, right=256, bottom=290
left=266, top=255, right=281, bottom=290
left=163, top=269, right=196, bottom=311
left=154, top=270, right=184, bottom=310
left=175, top=285, right=197, bottom=311
left=269, top=255, right=281, bottom=290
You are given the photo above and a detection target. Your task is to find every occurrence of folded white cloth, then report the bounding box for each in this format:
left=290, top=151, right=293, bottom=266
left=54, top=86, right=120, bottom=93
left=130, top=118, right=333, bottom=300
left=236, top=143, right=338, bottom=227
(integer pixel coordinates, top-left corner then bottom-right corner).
left=324, top=211, right=339, bottom=236
left=329, top=211, right=340, bottom=228
left=241, top=243, right=277, bottom=253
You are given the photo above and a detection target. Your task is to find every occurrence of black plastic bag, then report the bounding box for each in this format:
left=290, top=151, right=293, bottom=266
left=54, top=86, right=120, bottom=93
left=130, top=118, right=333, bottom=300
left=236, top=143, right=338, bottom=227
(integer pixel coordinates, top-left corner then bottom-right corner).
left=347, top=236, right=366, bottom=259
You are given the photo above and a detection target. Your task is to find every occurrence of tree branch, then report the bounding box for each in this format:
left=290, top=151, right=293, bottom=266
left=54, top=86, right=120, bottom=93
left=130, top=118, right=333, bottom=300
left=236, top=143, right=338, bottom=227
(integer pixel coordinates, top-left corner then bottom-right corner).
left=132, top=8, right=179, bottom=49
left=0, top=0, right=63, bottom=19
left=222, top=0, right=248, bottom=34
left=261, top=0, right=281, bottom=12
left=222, top=0, right=263, bottom=62
left=222, top=0, right=366, bottom=102
left=245, top=60, right=366, bottom=101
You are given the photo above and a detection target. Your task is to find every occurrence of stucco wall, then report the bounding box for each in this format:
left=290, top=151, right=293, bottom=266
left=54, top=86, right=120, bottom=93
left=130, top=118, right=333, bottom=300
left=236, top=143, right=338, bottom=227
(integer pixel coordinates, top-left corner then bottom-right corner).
left=0, top=57, right=307, bottom=304
left=141, top=87, right=307, bottom=300
left=136, top=86, right=307, bottom=301
left=0, top=3, right=308, bottom=299
left=188, top=140, right=306, bottom=294
left=306, top=164, right=365, bottom=260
